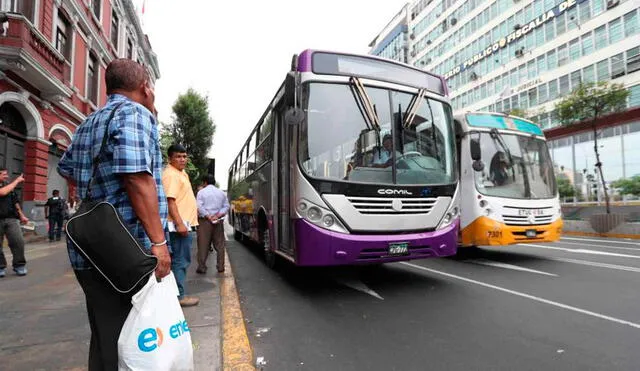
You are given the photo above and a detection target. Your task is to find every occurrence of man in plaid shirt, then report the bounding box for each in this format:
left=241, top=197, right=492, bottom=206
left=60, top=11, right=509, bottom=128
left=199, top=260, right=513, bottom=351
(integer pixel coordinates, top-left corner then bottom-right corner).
left=58, top=59, right=170, bottom=370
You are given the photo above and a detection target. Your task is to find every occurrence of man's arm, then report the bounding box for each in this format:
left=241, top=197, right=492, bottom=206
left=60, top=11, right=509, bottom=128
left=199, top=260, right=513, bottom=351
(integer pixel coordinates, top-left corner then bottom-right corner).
left=196, top=190, right=207, bottom=218
left=0, top=175, right=24, bottom=197
left=167, top=198, right=188, bottom=236
left=122, top=172, right=171, bottom=278
left=14, top=202, right=28, bottom=224
left=44, top=202, right=49, bottom=219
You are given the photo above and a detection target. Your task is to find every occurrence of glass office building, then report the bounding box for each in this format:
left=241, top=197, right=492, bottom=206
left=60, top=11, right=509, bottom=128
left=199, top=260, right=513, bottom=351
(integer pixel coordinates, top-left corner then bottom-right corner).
left=369, top=0, right=640, bottom=200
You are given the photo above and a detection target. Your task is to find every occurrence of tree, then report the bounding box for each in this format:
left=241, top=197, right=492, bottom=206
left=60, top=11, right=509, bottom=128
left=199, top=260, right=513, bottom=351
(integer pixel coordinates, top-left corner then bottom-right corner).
left=557, top=177, right=575, bottom=200
left=161, top=89, right=216, bottom=185
left=555, top=81, right=630, bottom=214
left=611, top=175, right=640, bottom=197
left=506, top=108, right=529, bottom=119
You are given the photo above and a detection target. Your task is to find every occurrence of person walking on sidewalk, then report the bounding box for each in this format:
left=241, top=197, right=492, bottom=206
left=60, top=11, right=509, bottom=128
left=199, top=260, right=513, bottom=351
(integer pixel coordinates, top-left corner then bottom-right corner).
left=0, top=169, right=29, bottom=277
left=44, top=189, right=66, bottom=242
left=57, top=59, right=170, bottom=370
left=196, top=174, right=229, bottom=274
left=162, top=144, right=200, bottom=307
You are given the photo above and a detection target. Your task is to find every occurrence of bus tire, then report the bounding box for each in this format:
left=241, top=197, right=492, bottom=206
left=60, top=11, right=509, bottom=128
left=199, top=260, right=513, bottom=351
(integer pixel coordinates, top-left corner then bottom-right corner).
left=451, top=245, right=479, bottom=260
left=234, top=229, right=243, bottom=242
left=263, top=228, right=277, bottom=269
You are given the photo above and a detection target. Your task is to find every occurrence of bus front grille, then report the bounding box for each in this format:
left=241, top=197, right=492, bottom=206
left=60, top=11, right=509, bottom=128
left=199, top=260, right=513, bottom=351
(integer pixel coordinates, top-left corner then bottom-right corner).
left=502, top=214, right=554, bottom=226
left=346, top=196, right=438, bottom=215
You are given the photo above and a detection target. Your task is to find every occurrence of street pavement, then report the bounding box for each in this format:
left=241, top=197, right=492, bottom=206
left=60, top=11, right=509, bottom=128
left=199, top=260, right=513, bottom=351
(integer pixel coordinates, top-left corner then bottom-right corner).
left=0, top=239, right=221, bottom=371
left=228, top=235, right=640, bottom=371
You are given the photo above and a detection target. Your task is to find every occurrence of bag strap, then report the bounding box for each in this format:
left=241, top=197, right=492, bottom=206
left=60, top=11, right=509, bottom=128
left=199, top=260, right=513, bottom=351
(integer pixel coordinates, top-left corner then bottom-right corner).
left=86, top=102, right=125, bottom=199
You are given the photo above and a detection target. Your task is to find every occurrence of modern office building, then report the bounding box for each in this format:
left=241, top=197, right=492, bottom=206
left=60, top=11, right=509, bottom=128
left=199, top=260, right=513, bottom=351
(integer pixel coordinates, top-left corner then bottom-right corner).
left=370, top=0, right=640, bottom=200
left=0, top=0, right=159, bottom=233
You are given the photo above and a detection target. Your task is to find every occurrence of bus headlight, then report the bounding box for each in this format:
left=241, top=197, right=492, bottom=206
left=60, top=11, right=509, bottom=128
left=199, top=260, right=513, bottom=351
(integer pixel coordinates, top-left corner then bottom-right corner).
left=307, top=207, right=322, bottom=221
left=437, top=203, right=459, bottom=230
left=296, top=198, right=348, bottom=234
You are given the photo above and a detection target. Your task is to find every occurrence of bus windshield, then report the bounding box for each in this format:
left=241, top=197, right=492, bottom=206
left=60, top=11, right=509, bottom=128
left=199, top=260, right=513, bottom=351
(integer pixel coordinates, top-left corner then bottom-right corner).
left=474, top=132, right=556, bottom=199
left=298, top=82, right=455, bottom=185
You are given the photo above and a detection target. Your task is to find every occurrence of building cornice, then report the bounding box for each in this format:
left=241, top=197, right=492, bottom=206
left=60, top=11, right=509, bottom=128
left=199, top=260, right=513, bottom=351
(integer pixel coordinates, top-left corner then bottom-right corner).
left=121, top=0, right=160, bottom=78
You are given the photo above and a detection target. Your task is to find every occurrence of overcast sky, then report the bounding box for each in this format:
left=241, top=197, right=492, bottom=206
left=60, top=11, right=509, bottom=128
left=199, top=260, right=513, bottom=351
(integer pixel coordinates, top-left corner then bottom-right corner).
left=140, top=0, right=408, bottom=188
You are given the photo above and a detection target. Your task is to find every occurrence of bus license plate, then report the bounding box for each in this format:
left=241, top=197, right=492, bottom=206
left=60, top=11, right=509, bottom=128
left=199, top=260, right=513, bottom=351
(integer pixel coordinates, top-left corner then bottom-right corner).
left=526, top=229, right=537, bottom=238
left=388, top=242, right=409, bottom=256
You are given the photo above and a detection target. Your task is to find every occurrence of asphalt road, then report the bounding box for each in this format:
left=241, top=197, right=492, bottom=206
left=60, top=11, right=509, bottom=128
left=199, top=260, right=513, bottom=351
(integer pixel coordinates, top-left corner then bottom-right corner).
left=227, top=233, right=640, bottom=371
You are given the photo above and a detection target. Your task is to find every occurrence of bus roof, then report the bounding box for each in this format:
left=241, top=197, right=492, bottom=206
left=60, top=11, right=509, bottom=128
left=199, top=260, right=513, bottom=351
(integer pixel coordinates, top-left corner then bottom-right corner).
left=462, top=112, right=544, bottom=137
left=296, top=49, right=447, bottom=95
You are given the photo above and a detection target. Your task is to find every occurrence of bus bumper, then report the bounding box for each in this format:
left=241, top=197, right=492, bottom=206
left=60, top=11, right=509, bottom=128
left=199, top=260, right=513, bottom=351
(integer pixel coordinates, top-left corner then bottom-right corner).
left=460, top=216, right=563, bottom=246
left=292, top=219, right=459, bottom=266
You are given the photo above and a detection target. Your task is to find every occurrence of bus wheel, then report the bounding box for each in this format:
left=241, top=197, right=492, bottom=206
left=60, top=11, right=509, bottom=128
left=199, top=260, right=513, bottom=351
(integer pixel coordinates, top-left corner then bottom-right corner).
left=263, top=228, right=277, bottom=269
left=451, top=245, right=479, bottom=260
left=234, top=229, right=243, bottom=242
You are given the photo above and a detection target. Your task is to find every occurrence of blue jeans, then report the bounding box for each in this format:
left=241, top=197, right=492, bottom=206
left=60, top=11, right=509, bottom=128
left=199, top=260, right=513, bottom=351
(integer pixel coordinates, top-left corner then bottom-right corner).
left=169, top=231, right=194, bottom=299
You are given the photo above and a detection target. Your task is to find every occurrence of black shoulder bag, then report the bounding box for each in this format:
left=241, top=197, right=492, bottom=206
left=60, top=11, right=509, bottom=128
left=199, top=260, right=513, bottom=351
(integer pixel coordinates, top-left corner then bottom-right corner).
left=66, top=103, right=158, bottom=293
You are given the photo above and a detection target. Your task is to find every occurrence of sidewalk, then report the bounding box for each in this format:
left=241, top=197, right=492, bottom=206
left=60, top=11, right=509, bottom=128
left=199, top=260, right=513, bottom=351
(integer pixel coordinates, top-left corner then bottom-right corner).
left=0, top=238, right=225, bottom=370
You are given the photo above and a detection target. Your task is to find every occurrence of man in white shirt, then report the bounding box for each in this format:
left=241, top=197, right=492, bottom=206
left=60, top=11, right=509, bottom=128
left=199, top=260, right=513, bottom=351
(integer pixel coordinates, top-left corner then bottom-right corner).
left=196, top=174, right=229, bottom=274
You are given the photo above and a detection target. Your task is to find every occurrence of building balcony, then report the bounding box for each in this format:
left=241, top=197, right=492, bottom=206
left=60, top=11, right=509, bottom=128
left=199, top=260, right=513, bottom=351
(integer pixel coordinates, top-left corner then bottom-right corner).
left=0, top=15, right=72, bottom=99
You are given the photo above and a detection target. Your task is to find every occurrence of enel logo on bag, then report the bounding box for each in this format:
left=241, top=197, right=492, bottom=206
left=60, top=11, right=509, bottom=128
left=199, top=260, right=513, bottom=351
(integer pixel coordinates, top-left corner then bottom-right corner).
left=137, top=320, right=190, bottom=352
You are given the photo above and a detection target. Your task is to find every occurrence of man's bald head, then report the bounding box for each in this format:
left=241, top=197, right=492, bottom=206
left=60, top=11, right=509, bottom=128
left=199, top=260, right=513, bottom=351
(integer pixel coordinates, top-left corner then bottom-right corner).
left=105, top=59, right=149, bottom=94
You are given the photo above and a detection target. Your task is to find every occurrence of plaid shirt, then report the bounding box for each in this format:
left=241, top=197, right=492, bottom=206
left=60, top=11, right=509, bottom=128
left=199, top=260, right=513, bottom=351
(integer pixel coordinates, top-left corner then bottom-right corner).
left=58, top=94, right=168, bottom=270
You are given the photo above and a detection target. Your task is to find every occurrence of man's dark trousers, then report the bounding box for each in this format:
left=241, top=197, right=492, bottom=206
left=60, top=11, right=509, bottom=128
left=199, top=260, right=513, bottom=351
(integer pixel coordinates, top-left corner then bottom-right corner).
left=74, top=268, right=141, bottom=370
left=0, top=218, right=26, bottom=269
left=48, top=214, right=64, bottom=241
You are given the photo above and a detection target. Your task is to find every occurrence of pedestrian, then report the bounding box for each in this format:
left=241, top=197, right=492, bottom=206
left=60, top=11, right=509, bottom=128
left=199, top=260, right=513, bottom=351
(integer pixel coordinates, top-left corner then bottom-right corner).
left=0, top=169, right=29, bottom=277
left=162, top=143, right=200, bottom=307
left=196, top=174, right=229, bottom=274
left=44, top=189, right=66, bottom=242
left=57, top=58, right=170, bottom=370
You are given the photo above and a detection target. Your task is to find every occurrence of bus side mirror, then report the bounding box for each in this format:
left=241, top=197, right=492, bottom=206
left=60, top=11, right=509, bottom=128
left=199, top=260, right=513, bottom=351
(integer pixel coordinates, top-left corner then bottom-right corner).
left=284, top=72, right=296, bottom=107
left=470, top=138, right=481, bottom=161
left=285, top=107, right=304, bottom=125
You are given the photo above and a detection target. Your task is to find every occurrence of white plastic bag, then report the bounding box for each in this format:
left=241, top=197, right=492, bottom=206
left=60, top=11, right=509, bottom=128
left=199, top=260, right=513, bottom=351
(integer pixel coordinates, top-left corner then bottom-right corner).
left=118, top=272, right=194, bottom=371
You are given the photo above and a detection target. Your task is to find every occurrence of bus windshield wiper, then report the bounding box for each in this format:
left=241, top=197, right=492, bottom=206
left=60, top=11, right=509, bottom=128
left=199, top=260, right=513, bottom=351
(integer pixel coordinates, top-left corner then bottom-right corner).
left=348, top=77, right=380, bottom=131
left=403, top=88, right=426, bottom=128
left=489, top=128, right=514, bottom=169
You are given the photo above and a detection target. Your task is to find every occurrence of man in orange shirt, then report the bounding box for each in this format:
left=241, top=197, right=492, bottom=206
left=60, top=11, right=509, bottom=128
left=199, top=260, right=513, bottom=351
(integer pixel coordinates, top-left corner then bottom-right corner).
left=162, top=144, right=199, bottom=307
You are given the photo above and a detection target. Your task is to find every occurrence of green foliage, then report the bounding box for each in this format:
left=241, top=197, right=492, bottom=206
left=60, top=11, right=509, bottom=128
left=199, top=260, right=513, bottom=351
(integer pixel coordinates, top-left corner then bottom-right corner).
left=557, top=177, right=575, bottom=199
left=555, top=81, right=630, bottom=126
left=160, top=89, right=216, bottom=185
left=506, top=108, right=529, bottom=119
left=611, top=175, right=640, bottom=196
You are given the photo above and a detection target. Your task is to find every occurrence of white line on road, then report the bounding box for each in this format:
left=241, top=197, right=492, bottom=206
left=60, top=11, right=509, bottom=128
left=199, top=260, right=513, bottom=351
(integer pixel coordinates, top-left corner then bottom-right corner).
left=519, top=244, right=640, bottom=259
left=401, top=262, right=640, bottom=330
left=561, top=237, right=640, bottom=246
left=466, top=259, right=558, bottom=277
left=550, top=257, right=640, bottom=274
left=552, top=241, right=640, bottom=252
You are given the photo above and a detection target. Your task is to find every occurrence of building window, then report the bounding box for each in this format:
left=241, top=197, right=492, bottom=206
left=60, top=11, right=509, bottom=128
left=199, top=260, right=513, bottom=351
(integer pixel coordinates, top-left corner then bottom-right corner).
left=546, top=50, right=557, bottom=71
left=557, top=45, right=568, bottom=67
left=111, top=10, right=119, bottom=49
left=92, top=0, right=101, bottom=20
left=55, top=12, right=71, bottom=61
left=569, top=39, right=581, bottom=61
left=548, top=79, right=558, bottom=101
left=539, top=84, right=548, bottom=103
left=126, top=38, right=133, bottom=59
left=627, top=46, right=640, bottom=74
left=610, top=53, right=625, bottom=79
left=570, top=70, right=582, bottom=91
left=582, top=32, right=593, bottom=56
left=537, top=55, right=546, bottom=74
left=624, top=10, right=638, bottom=37
left=594, top=25, right=607, bottom=50
left=87, top=54, right=98, bottom=104
left=592, top=0, right=604, bottom=17
left=596, top=59, right=610, bottom=81
left=1, top=0, right=36, bottom=23
left=528, top=88, right=538, bottom=107
left=629, top=85, right=640, bottom=108
left=583, top=64, right=595, bottom=83
left=608, top=18, right=623, bottom=44
left=559, top=75, right=570, bottom=96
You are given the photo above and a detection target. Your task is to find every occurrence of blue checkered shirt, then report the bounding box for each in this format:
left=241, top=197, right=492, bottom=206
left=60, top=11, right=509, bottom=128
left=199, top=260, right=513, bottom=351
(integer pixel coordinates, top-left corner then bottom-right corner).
left=58, top=94, right=168, bottom=270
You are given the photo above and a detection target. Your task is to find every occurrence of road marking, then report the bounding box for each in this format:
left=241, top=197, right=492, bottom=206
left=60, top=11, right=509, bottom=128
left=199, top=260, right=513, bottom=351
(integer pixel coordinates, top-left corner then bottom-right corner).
left=552, top=241, right=640, bottom=252
left=561, top=237, right=640, bottom=246
left=334, top=276, right=384, bottom=300
left=519, top=244, right=640, bottom=259
left=401, top=262, right=640, bottom=330
left=466, top=259, right=557, bottom=277
left=550, top=257, right=640, bottom=274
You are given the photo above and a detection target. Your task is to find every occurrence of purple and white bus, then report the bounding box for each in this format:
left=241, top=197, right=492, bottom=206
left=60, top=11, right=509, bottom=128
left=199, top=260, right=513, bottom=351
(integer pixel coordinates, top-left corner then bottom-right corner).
left=228, top=50, right=459, bottom=267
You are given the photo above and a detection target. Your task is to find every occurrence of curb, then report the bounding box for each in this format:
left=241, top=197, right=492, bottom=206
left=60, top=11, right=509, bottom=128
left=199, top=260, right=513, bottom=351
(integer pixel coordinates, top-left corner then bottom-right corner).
left=562, top=231, right=640, bottom=240
left=221, top=249, right=255, bottom=371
